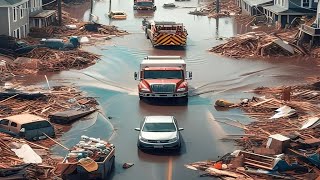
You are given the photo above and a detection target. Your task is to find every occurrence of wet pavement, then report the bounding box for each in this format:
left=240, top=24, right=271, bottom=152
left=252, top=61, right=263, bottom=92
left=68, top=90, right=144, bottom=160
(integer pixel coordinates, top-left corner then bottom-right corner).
left=41, top=0, right=320, bottom=179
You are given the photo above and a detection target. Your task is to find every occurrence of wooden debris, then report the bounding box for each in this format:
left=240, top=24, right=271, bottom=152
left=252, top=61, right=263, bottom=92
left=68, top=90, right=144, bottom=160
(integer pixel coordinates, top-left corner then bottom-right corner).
left=209, top=31, right=307, bottom=59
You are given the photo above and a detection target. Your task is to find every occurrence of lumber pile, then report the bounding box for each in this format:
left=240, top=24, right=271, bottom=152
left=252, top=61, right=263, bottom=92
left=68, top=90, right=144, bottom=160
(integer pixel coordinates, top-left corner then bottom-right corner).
left=210, top=31, right=307, bottom=59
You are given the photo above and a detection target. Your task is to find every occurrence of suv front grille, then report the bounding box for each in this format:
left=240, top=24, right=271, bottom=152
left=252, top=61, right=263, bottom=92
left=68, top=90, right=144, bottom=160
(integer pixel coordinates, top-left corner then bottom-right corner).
left=150, top=84, right=175, bottom=93
left=148, top=140, right=170, bottom=143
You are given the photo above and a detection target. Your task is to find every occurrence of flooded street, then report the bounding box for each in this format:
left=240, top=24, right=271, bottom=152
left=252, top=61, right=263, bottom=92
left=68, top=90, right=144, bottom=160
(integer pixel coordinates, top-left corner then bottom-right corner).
left=42, top=0, right=320, bottom=179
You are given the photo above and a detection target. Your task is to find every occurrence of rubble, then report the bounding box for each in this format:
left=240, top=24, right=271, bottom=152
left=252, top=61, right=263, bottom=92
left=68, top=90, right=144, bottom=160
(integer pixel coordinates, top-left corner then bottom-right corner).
left=0, top=47, right=100, bottom=82
left=0, top=85, right=98, bottom=142
left=0, top=133, right=61, bottom=179
left=186, top=82, right=320, bottom=179
left=28, top=11, right=128, bottom=39
left=209, top=31, right=307, bottom=59
left=0, top=85, right=100, bottom=179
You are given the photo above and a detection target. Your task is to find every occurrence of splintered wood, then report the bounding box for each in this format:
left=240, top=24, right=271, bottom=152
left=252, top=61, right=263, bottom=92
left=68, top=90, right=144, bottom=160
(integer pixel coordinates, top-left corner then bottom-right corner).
left=210, top=31, right=307, bottom=59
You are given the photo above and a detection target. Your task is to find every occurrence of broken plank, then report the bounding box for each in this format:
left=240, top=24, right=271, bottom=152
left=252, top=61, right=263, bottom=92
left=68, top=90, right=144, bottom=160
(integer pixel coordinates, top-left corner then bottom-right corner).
left=252, top=99, right=273, bottom=107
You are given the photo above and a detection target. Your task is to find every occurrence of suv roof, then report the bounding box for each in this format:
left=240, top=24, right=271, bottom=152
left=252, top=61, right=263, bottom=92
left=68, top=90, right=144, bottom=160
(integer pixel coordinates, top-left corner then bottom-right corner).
left=145, top=116, right=174, bottom=123
left=2, top=113, right=47, bottom=125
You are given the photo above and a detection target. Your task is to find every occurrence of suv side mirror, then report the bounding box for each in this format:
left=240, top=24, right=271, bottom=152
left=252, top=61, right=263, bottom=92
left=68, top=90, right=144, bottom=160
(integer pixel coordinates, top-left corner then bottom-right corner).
left=188, top=71, right=192, bottom=80
left=134, top=72, right=138, bottom=80
left=134, top=128, right=141, bottom=131
left=178, top=128, right=184, bottom=131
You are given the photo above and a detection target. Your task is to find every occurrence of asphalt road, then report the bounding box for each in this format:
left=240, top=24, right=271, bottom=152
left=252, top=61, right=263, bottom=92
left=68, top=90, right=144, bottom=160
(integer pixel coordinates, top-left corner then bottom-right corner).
left=45, top=0, right=320, bottom=179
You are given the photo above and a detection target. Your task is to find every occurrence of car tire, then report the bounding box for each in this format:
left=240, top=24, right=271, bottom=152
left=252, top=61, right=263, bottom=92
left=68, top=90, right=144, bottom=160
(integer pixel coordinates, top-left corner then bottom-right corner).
left=139, top=96, right=143, bottom=100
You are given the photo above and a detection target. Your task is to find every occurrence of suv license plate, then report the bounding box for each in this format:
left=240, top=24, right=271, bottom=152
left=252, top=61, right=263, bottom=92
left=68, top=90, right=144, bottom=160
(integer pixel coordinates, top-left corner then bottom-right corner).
left=154, top=145, right=163, bottom=148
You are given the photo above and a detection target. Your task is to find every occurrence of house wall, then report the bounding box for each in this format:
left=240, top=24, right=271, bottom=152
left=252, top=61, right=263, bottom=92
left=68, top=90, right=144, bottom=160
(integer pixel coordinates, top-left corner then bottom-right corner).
left=274, top=0, right=289, bottom=9
left=241, top=1, right=252, bottom=15
left=317, top=1, right=320, bottom=26
left=29, top=0, right=42, bottom=16
left=9, top=2, right=29, bottom=38
left=0, top=7, right=10, bottom=36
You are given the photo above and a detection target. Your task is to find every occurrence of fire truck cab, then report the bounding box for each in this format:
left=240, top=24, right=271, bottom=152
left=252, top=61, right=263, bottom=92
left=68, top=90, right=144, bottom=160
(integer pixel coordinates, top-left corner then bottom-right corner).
left=134, top=56, right=192, bottom=101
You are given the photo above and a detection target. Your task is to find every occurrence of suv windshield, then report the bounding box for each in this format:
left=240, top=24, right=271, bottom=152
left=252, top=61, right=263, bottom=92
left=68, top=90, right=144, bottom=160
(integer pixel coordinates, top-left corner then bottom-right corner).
left=137, top=2, right=153, bottom=6
left=143, top=123, right=176, bottom=132
left=21, top=121, right=52, bottom=130
left=144, top=70, right=183, bottom=79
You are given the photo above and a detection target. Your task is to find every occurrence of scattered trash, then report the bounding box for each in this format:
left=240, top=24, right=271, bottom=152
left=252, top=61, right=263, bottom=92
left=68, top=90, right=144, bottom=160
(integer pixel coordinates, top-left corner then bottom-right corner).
left=122, top=163, right=134, bottom=169
left=55, top=136, right=115, bottom=179
left=270, top=105, right=296, bottom=119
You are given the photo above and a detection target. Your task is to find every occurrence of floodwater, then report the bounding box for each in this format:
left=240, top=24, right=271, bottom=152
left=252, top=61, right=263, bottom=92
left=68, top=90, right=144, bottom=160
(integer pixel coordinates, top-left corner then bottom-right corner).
left=41, top=0, right=320, bottom=179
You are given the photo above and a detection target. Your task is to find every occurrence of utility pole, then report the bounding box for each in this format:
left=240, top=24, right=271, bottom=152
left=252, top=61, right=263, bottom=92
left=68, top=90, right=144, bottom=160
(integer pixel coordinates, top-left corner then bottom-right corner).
left=109, top=0, right=111, bottom=13
left=90, top=0, right=93, bottom=21
left=58, top=0, right=62, bottom=26
left=216, top=0, right=219, bottom=13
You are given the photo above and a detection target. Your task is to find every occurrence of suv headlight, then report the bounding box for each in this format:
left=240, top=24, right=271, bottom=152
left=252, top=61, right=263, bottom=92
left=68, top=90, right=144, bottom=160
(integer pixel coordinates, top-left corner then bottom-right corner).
left=177, top=87, right=186, bottom=92
left=140, top=87, right=150, bottom=92
left=168, top=137, right=178, bottom=142
left=139, top=136, right=148, bottom=142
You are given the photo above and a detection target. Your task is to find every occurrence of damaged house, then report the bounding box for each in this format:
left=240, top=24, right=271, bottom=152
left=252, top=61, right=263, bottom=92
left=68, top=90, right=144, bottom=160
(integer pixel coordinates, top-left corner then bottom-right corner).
left=299, top=0, right=320, bottom=46
left=236, top=0, right=317, bottom=28
left=263, top=0, right=317, bottom=28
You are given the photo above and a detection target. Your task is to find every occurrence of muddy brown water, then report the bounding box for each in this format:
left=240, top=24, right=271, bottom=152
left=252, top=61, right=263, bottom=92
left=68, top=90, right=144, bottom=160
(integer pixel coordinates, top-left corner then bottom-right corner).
left=19, top=0, right=320, bottom=179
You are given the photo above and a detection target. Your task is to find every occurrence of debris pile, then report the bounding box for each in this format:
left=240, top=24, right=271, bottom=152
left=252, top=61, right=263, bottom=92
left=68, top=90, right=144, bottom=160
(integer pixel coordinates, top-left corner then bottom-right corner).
left=0, top=47, right=100, bottom=82
left=187, top=83, right=320, bottom=179
left=207, top=0, right=241, bottom=18
left=54, top=135, right=115, bottom=178
left=0, top=85, right=98, bottom=119
left=29, top=11, right=128, bottom=38
left=210, top=31, right=307, bottom=59
left=189, top=0, right=240, bottom=18
left=0, top=133, right=61, bottom=179
left=0, top=85, right=98, bottom=145
left=23, top=47, right=100, bottom=71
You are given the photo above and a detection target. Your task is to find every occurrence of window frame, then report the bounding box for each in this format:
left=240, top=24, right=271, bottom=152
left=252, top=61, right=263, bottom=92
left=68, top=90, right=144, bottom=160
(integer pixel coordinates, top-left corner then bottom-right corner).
left=13, top=7, right=17, bottom=22
left=19, top=5, right=23, bottom=19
